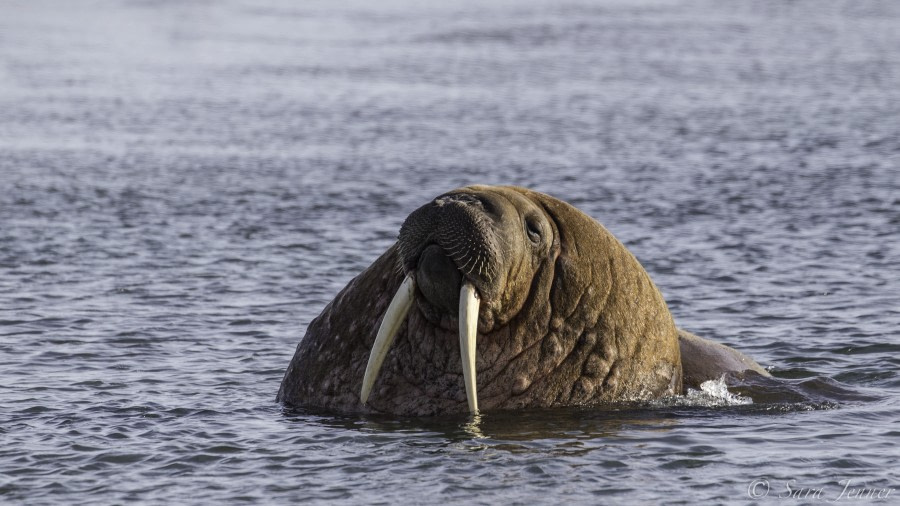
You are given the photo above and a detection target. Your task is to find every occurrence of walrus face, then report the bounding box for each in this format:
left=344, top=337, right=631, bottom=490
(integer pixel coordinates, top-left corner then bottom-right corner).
left=397, top=186, right=555, bottom=331
left=361, top=186, right=558, bottom=413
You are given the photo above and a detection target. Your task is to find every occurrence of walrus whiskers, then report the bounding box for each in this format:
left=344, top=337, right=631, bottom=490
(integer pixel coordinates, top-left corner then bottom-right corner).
left=360, top=274, right=416, bottom=404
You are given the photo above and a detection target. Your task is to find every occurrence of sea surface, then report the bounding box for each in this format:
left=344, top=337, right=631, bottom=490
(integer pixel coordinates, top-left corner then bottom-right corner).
left=1, top=0, right=898, bottom=504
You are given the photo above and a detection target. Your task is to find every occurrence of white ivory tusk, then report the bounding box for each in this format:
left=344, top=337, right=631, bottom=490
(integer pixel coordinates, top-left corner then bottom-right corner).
left=459, top=282, right=480, bottom=414
left=360, top=274, right=416, bottom=405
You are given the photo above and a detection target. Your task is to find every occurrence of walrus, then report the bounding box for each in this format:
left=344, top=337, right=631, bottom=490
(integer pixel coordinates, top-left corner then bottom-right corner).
left=277, top=185, right=769, bottom=416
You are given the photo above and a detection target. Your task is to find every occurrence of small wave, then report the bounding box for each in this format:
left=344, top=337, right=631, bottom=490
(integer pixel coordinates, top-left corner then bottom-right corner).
left=675, top=377, right=754, bottom=407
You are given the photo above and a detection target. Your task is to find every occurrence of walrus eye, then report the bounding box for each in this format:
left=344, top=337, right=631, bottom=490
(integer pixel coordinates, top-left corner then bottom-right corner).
left=525, top=216, right=541, bottom=243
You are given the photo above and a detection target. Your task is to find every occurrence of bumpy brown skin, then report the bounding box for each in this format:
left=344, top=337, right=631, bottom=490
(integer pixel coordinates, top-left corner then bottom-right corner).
left=277, top=186, right=759, bottom=415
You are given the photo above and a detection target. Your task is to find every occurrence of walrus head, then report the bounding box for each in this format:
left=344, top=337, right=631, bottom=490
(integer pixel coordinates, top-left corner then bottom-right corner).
left=278, top=185, right=683, bottom=416
left=398, top=187, right=552, bottom=329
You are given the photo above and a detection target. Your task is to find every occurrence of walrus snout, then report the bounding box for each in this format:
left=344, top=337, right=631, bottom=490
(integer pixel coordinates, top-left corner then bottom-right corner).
left=416, top=244, right=462, bottom=314
left=398, top=189, right=501, bottom=289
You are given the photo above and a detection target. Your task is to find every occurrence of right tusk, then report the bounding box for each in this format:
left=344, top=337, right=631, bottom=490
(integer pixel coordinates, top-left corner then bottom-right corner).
left=360, top=274, right=415, bottom=405
left=459, top=282, right=480, bottom=414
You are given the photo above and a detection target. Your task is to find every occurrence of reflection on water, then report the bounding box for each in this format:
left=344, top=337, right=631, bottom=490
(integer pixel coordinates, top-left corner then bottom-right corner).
left=290, top=406, right=684, bottom=456
left=462, top=414, right=488, bottom=441
left=286, top=373, right=859, bottom=451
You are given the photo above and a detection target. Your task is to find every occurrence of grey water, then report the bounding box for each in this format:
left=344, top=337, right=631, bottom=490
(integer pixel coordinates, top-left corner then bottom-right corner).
left=1, top=0, right=898, bottom=503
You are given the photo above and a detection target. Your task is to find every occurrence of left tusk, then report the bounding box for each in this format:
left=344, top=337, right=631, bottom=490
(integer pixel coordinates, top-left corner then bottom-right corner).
left=459, top=282, right=480, bottom=414
left=360, top=274, right=416, bottom=405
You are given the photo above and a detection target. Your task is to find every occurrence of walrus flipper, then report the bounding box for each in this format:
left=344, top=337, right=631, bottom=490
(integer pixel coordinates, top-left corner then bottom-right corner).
left=677, top=329, right=771, bottom=391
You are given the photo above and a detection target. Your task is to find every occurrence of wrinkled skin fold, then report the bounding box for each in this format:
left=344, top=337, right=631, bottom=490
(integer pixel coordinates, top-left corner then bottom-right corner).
left=277, top=185, right=769, bottom=416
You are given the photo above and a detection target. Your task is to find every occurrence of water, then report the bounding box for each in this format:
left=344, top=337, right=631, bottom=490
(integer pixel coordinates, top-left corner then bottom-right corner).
left=1, top=0, right=898, bottom=503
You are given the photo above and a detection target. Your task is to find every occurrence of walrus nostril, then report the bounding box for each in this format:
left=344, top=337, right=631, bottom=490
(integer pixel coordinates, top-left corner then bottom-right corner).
left=434, top=193, right=482, bottom=208
left=433, top=193, right=502, bottom=220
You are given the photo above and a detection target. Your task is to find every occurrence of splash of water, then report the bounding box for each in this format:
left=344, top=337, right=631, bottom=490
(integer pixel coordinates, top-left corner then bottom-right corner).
left=680, top=377, right=754, bottom=407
